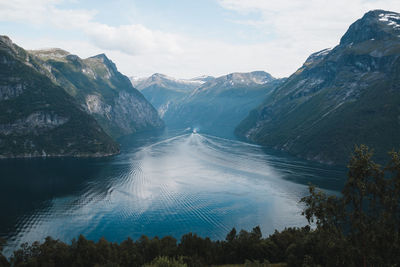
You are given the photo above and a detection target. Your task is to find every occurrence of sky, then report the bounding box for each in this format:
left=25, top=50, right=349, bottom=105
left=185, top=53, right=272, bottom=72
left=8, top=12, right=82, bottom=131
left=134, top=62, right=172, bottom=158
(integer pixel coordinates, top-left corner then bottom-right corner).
left=0, top=0, right=399, bottom=79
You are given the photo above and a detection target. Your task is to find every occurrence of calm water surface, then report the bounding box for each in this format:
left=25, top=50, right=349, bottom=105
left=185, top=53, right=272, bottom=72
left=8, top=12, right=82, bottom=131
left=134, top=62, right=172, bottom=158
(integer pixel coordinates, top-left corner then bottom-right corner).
left=0, top=129, right=345, bottom=256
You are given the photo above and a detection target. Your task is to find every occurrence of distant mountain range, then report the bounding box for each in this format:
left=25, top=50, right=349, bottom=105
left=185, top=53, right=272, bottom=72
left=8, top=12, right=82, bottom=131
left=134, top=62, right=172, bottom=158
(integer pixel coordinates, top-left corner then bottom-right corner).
left=235, top=10, right=400, bottom=165
left=129, top=73, right=213, bottom=117
left=163, top=71, right=286, bottom=138
left=133, top=71, right=285, bottom=138
left=0, top=36, right=163, bottom=158
left=131, top=73, right=213, bottom=91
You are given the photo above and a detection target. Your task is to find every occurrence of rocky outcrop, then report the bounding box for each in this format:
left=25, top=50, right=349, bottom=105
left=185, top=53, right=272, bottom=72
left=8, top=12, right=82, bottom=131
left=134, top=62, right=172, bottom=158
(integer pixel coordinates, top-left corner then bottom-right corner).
left=112, top=91, right=163, bottom=133
left=85, top=94, right=112, bottom=119
left=0, top=83, right=26, bottom=100
left=0, top=111, right=69, bottom=135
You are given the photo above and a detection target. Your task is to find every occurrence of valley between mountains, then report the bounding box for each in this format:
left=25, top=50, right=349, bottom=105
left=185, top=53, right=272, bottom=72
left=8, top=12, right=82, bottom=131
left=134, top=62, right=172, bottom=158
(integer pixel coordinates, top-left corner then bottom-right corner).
left=1, top=9, right=400, bottom=166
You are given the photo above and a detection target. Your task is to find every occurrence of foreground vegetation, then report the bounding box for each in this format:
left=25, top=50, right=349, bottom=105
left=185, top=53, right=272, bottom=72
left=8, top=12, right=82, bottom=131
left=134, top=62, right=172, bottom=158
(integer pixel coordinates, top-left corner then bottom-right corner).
left=0, top=145, right=399, bottom=267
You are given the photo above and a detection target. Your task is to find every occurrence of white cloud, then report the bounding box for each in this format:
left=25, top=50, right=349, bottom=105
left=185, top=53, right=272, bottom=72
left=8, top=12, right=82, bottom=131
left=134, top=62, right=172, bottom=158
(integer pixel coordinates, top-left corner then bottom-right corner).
left=0, top=0, right=95, bottom=27
left=0, top=0, right=184, bottom=60
left=85, top=23, right=184, bottom=56
left=1, top=0, right=399, bottom=79
left=215, top=0, right=400, bottom=77
left=217, top=0, right=400, bottom=44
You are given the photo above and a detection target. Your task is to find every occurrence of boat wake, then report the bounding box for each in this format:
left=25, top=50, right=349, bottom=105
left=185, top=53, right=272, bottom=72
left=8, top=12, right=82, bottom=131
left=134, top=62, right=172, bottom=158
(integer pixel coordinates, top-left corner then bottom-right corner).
left=2, top=133, right=343, bottom=256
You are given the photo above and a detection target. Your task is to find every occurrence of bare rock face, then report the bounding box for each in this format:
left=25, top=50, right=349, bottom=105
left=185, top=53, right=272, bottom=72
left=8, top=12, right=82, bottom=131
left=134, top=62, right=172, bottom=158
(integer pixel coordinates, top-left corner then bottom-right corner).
left=113, top=91, right=164, bottom=133
left=31, top=50, right=164, bottom=138
left=86, top=94, right=112, bottom=119
left=0, top=83, right=26, bottom=100
left=84, top=91, right=163, bottom=135
left=0, top=111, right=69, bottom=135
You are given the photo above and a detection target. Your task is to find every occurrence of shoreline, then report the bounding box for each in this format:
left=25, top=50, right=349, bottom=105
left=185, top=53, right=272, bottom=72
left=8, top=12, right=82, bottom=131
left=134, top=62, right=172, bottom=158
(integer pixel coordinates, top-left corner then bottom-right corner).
left=0, top=150, right=120, bottom=160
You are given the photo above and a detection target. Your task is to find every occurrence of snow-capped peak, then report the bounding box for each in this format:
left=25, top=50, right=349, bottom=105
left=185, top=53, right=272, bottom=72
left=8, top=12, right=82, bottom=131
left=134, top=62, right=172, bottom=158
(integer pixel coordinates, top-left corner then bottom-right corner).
left=130, top=73, right=210, bottom=91
left=379, top=12, right=400, bottom=29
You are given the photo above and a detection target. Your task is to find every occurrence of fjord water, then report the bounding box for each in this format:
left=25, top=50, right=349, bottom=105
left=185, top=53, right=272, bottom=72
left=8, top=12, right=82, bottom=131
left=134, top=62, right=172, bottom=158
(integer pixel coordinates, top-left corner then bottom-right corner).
left=0, top=130, right=344, bottom=255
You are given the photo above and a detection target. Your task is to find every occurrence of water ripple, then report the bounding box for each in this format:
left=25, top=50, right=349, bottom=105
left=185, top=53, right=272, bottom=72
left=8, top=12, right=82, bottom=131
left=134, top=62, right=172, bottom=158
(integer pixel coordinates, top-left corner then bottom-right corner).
left=1, top=132, right=345, bottom=256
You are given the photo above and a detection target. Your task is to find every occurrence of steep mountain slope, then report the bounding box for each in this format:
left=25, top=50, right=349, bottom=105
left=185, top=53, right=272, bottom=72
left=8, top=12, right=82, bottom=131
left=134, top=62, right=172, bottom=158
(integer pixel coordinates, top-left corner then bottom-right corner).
left=130, top=73, right=213, bottom=117
left=0, top=36, right=119, bottom=158
left=236, top=10, right=400, bottom=165
left=163, top=71, right=285, bottom=137
left=30, top=50, right=164, bottom=138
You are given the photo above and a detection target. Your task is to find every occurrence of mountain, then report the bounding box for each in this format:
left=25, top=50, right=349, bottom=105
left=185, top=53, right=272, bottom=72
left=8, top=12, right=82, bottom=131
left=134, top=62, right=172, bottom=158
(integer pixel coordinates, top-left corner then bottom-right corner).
left=131, top=73, right=209, bottom=91
left=0, top=36, right=119, bottom=158
left=163, top=71, right=285, bottom=137
left=188, top=75, right=215, bottom=84
left=235, top=10, right=400, bottom=165
left=30, top=50, right=164, bottom=138
left=130, top=73, right=213, bottom=117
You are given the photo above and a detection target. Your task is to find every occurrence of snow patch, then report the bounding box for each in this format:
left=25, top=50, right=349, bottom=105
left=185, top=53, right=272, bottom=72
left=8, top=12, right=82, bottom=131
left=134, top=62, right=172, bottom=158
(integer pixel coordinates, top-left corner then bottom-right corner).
left=379, top=13, right=400, bottom=29
left=82, top=68, right=96, bottom=79
left=314, top=48, right=332, bottom=57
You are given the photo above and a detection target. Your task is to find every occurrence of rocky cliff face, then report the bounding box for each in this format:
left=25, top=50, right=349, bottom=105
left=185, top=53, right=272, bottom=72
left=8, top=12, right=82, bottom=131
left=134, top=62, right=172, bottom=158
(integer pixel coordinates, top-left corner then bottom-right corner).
left=0, top=83, right=26, bottom=100
left=236, top=10, right=400, bottom=165
left=30, top=51, right=164, bottom=138
left=0, top=36, right=120, bottom=158
left=0, top=111, right=69, bottom=135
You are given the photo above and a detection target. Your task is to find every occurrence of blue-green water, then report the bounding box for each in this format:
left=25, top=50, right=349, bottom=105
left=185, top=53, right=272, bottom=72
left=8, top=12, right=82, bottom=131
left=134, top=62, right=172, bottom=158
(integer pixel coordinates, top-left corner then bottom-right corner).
left=0, top=129, right=345, bottom=256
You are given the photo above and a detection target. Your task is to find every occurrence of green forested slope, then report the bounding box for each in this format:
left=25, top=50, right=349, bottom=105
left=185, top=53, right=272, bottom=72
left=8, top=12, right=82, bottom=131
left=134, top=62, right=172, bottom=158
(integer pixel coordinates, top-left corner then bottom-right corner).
left=30, top=50, right=164, bottom=138
left=0, top=36, right=119, bottom=158
left=236, top=10, right=400, bottom=165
